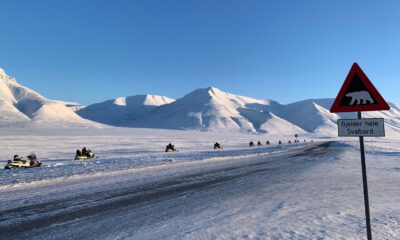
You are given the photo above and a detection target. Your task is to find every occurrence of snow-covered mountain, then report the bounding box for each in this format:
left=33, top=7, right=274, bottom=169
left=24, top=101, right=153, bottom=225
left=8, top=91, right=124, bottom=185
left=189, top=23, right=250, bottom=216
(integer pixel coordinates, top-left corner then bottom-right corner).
left=77, top=95, right=174, bottom=126
left=272, top=98, right=400, bottom=137
left=128, top=87, right=306, bottom=134
left=78, top=86, right=400, bottom=136
left=0, top=68, right=98, bottom=128
left=1, top=67, right=399, bottom=136
left=271, top=99, right=341, bottom=136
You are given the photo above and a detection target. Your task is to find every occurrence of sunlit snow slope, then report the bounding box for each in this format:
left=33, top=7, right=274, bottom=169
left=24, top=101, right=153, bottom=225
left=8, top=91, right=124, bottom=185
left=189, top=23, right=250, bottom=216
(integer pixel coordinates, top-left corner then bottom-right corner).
left=77, top=95, right=174, bottom=126
left=131, top=87, right=305, bottom=134
left=80, top=87, right=400, bottom=136
left=0, top=68, right=98, bottom=128
left=1, top=67, right=399, bottom=136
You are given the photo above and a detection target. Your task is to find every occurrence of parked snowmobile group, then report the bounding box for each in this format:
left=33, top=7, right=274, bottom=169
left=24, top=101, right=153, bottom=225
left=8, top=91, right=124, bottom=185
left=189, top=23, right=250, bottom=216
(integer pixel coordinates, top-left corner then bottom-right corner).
left=75, top=147, right=95, bottom=160
left=248, top=139, right=308, bottom=147
left=249, top=141, right=271, bottom=147
left=4, top=154, right=42, bottom=169
left=4, top=147, right=97, bottom=169
left=4, top=139, right=311, bottom=169
left=165, top=143, right=177, bottom=152
left=214, top=142, right=222, bottom=149
left=165, top=139, right=310, bottom=150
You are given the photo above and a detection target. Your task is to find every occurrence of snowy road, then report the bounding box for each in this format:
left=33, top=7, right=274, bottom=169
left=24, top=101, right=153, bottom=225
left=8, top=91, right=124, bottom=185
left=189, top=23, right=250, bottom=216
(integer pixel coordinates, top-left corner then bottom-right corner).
left=0, top=141, right=342, bottom=240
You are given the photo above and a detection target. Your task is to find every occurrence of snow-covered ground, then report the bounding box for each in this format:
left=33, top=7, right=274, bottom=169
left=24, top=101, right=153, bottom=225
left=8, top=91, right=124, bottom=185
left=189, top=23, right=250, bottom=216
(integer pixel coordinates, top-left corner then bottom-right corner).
left=0, top=128, right=399, bottom=239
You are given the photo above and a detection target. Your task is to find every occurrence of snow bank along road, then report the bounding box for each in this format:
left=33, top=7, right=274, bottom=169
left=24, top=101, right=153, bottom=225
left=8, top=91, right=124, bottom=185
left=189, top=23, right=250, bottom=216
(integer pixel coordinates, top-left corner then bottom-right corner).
left=1, top=140, right=399, bottom=239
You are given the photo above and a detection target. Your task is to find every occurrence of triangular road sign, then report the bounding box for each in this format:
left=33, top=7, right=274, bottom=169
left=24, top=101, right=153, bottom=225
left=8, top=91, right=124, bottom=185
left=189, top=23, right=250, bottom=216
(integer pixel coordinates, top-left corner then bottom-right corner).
left=330, top=63, right=390, bottom=113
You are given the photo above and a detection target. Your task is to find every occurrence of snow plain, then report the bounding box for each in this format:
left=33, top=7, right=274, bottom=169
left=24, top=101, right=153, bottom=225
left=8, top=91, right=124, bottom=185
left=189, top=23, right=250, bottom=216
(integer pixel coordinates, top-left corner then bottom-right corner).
left=0, top=128, right=399, bottom=240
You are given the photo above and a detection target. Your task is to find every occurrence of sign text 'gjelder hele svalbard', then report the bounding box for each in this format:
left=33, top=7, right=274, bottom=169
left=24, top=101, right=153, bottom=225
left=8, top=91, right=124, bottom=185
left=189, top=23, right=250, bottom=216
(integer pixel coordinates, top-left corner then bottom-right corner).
left=337, top=118, right=385, bottom=137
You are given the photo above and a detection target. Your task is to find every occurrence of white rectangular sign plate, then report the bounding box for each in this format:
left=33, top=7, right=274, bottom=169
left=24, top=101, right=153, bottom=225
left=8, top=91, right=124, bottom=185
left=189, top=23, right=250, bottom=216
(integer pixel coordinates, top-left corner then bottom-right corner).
left=337, top=118, right=385, bottom=137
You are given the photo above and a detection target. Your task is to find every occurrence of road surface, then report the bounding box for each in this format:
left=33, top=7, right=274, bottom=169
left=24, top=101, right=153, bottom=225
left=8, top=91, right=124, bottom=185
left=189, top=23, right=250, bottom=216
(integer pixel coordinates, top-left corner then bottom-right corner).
left=0, top=141, right=339, bottom=240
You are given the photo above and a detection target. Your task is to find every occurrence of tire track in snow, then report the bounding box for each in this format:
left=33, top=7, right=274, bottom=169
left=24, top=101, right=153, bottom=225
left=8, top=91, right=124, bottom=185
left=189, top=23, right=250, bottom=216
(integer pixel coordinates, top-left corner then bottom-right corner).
left=0, top=141, right=338, bottom=239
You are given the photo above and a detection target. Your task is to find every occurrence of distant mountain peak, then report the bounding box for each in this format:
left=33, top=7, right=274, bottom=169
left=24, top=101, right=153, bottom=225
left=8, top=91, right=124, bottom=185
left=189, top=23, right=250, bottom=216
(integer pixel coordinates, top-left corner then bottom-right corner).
left=129, top=86, right=304, bottom=134
left=113, top=97, right=127, bottom=106
left=0, top=67, right=17, bottom=83
left=142, top=94, right=175, bottom=106
left=0, top=67, right=98, bottom=128
left=77, top=94, right=174, bottom=126
left=206, top=86, right=223, bottom=95
left=1, top=67, right=399, bottom=136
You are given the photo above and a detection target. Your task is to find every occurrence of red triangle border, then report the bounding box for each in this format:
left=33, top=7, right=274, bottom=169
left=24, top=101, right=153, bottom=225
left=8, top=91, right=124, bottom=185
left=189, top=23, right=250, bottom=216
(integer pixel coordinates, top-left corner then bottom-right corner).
left=330, top=63, right=390, bottom=113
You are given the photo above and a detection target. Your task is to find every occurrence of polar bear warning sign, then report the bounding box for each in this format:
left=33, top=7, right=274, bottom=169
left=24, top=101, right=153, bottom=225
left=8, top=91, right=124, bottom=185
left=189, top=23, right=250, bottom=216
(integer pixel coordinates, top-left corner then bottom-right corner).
left=330, top=63, right=390, bottom=240
left=330, top=63, right=390, bottom=113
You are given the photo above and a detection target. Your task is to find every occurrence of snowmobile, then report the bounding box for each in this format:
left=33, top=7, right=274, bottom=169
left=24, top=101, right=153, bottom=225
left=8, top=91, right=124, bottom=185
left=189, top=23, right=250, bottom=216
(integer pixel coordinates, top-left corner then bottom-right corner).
left=249, top=141, right=255, bottom=147
left=214, top=142, right=222, bottom=149
left=75, top=148, right=95, bottom=160
left=165, top=143, right=177, bottom=152
left=4, top=154, right=42, bottom=169
left=266, top=141, right=270, bottom=145
left=257, top=141, right=262, bottom=146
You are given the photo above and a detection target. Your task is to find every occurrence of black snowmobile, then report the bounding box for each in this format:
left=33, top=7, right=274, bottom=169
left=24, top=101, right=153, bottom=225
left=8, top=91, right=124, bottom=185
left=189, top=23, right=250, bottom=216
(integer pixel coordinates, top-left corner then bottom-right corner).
left=165, top=143, right=177, bottom=152
left=4, top=154, right=42, bottom=169
left=75, top=148, right=95, bottom=160
left=249, top=141, right=255, bottom=147
left=214, top=142, right=222, bottom=149
left=257, top=141, right=262, bottom=146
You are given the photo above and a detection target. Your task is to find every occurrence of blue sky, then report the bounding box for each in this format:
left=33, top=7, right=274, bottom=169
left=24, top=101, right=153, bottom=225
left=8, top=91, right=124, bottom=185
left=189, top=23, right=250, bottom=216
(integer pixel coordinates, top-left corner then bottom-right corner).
left=0, top=0, right=399, bottom=105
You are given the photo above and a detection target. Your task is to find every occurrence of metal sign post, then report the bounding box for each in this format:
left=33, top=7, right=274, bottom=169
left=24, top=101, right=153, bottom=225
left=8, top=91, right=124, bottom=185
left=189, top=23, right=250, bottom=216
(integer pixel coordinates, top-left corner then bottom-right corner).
left=330, top=63, right=391, bottom=240
left=358, top=111, right=372, bottom=240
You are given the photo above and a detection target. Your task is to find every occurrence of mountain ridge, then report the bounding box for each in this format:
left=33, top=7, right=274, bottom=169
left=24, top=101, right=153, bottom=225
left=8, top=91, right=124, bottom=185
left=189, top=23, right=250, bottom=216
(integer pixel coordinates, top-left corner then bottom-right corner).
left=77, top=94, right=174, bottom=126
left=1, top=67, right=399, bottom=136
left=78, top=86, right=400, bottom=137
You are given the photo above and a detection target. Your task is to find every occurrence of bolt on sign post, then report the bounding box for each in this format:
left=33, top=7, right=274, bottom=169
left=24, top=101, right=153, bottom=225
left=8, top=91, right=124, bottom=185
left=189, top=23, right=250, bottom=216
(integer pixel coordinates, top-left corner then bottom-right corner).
left=330, top=63, right=390, bottom=240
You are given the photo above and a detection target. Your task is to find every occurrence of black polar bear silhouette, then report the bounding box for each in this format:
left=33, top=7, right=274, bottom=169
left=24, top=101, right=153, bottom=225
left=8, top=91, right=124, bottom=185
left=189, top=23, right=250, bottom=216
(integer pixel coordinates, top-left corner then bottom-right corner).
left=345, top=91, right=374, bottom=105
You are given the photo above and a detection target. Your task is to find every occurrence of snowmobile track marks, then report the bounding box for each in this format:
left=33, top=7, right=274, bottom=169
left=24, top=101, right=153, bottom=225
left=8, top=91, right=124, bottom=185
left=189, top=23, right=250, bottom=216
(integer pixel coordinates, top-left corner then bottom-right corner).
left=0, top=141, right=339, bottom=239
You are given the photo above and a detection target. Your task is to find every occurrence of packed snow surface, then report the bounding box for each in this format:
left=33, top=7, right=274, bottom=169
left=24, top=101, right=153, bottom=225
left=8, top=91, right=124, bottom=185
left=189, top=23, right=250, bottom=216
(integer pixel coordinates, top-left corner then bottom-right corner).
left=0, top=128, right=399, bottom=240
